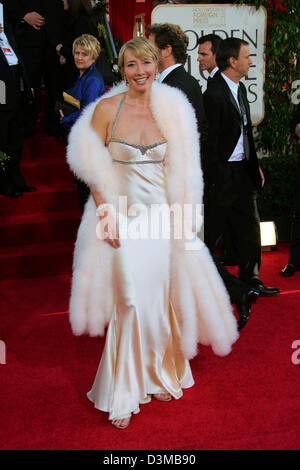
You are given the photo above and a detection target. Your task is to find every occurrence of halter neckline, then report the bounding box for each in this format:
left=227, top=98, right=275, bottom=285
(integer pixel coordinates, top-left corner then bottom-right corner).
left=107, top=93, right=166, bottom=150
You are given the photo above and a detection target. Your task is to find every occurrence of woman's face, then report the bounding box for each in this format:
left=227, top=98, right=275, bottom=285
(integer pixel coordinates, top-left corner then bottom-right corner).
left=62, top=0, right=69, bottom=10
left=123, top=49, right=157, bottom=93
left=74, top=46, right=95, bottom=74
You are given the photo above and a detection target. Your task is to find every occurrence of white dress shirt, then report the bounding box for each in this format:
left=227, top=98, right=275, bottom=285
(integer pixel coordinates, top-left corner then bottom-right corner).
left=0, top=30, right=19, bottom=66
left=221, top=72, right=245, bottom=162
left=157, top=63, right=182, bottom=83
left=209, top=66, right=219, bottom=78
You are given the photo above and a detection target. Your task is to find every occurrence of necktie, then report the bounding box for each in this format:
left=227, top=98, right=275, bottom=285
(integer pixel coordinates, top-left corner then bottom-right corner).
left=207, top=76, right=212, bottom=86
left=238, top=85, right=250, bottom=161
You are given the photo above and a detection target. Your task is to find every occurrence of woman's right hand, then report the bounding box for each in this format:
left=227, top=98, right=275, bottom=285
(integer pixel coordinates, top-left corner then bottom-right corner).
left=96, top=206, right=121, bottom=249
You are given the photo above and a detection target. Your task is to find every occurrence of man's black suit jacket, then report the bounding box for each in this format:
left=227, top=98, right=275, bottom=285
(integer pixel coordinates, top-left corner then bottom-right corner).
left=203, top=71, right=261, bottom=190
left=0, top=21, right=32, bottom=110
left=162, top=65, right=207, bottom=148
left=2, top=0, right=64, bottom=48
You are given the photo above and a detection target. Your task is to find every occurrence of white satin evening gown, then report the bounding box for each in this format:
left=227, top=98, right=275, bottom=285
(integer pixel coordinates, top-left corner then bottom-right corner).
left=87, top=95, right=194, bottom=421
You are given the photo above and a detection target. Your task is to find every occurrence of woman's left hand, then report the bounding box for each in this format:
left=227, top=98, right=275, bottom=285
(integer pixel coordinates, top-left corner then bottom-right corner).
left=96, top=206, right=121, bottom=249
left=59, top=109, right=64, bottom=121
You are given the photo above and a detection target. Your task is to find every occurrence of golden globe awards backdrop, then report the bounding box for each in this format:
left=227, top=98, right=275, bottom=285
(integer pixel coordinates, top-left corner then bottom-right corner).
left=152, top=4, right=267, bottom=125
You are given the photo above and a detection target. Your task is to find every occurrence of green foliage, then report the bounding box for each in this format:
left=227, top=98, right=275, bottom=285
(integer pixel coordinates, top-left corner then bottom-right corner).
left=258, top=152, right=298, bottom=218
left=0, top=150, right=10, bottom=171
left=236, top=0, right=300, bottom=156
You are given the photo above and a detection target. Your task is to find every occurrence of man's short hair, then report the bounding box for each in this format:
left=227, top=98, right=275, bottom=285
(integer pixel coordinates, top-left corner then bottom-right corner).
left=147, top=23, right=188, bottom=64
left=216, top=37, right=249, bottom=72
left=197, top=34, right=222, bottom=55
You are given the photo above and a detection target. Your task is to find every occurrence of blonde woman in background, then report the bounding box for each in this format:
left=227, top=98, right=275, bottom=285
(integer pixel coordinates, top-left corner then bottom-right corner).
left=60, top=34, right=105, bottom=210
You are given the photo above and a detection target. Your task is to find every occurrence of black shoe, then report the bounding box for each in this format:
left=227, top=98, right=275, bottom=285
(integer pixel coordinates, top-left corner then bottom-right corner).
left=245, top=278, right=280, bottom=297
left=281, top=263, right=299, bottom=277
left=0, top=186, right=23, bottom=197
left=235, top=288, right=259, bottom=331
left=18, top=185, right=36, bottom=193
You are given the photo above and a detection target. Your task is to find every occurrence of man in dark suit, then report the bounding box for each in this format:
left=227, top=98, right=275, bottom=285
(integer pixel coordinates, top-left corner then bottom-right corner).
left=3, top=0, right=64, bottom=136
left=0, top=14, right=35, bottom=196
left=198, top=33, right=240, bottom=266
left=147, top=23, right=207, bottom=146
left=203, top=37, right=279, bottom=297
left=148, top=23, right=261, bottom=330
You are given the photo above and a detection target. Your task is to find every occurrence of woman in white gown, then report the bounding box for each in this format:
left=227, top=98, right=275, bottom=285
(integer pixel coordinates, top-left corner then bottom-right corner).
left=66, top=37, right=239, bottom=429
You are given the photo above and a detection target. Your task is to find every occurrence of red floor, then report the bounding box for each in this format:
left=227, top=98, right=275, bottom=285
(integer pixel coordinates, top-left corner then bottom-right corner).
left=0, top=243, right=299, bottom=450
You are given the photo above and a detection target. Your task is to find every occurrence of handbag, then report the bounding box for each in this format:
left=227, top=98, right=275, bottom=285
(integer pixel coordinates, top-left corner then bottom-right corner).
left=55, top=92, right=80, bottom=116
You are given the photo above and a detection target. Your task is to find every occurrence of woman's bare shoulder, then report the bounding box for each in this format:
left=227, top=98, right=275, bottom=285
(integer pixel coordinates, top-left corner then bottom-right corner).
left=93, top=93, right=125, bottom=120
left=91, top=93, right=125, bottom=141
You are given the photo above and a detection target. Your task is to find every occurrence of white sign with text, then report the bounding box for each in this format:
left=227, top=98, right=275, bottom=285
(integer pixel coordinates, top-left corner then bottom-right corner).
left=0, top=3, right=3, bottom=27
left=152, top=4, right=267, bottom=125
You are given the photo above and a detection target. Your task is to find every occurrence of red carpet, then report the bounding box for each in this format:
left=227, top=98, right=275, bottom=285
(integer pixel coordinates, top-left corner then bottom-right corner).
left=0, top=248, right=300, bottom=450
left=0, top=114, right=81, bottom=281
left=0, top=123, right=299, bottom=450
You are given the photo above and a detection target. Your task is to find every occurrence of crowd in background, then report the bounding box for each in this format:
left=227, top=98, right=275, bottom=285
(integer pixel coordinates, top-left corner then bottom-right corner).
left=0, top=0, right=113, bottom=199
left=0, top=1, right=299, bottom=280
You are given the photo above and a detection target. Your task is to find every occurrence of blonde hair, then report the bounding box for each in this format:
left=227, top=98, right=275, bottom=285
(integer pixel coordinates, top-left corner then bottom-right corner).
left=118, top=37, right=159, bottom=78
left=72, top=34, right=101, bottom=61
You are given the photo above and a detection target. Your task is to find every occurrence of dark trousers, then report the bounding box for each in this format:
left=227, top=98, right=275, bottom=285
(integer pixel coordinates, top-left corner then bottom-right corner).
left=0, top=104, right=26, bottom=192
left=213, top=255, right=250, bottom=303
left=0, top=66, right=26, bottom=193
left=204, top=160, right=261, bottom=281
left=217, top=223, right=239, bottom=264
left=20, top=45, right=61, bottom=135
left=289, top=155, right=300, bottom=266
